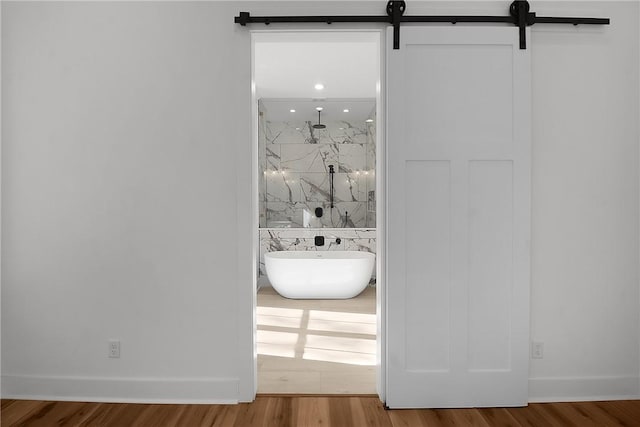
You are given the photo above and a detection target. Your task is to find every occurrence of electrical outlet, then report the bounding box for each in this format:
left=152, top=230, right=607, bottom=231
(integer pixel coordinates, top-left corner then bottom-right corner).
left=531, top=341, right=544, bottom=359
left=108, top=340, right=120, bottom=358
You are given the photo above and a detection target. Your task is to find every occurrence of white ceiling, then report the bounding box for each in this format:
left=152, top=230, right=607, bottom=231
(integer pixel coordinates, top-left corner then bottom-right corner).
left=254, top=32, right=379, bottom=100
left=260, top=99, right=376, bottom=122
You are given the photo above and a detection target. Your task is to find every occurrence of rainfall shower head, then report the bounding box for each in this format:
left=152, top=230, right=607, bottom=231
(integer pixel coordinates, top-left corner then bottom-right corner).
left=313, top=110, right=326, bottom=129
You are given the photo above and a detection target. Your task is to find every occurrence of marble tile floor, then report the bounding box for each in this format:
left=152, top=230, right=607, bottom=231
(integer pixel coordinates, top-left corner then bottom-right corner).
left=257, top=286, right=377, bottom=394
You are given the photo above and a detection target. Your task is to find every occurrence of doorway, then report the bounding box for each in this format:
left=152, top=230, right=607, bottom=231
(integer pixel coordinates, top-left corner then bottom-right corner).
left=251, top=31, right=384, bottom=396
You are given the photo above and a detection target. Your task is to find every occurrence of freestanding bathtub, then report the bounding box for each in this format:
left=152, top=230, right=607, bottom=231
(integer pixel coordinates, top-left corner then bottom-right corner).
left=264, top=251, right=375, bottom=299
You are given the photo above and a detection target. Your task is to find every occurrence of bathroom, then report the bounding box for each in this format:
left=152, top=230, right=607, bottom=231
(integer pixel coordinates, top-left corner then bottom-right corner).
left=253, top=32, right=380, bottom=394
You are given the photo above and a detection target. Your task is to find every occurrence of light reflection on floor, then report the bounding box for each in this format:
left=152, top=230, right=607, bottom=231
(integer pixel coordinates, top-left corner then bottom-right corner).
left=257, top=286, right=377, bottom=394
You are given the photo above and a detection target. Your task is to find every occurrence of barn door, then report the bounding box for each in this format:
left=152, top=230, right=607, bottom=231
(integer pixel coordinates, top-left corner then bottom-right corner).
left=386, top=26, right=531, bottom=408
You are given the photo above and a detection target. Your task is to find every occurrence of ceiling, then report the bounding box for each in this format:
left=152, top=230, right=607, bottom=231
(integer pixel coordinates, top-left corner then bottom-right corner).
left=260, top=99, right=376, bottom=122
left=254, top=32, right=379, bottom=100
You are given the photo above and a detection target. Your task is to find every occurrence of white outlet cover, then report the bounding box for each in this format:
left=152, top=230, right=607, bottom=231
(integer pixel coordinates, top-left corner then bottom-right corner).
left=109, top=340, right=120, bottom=358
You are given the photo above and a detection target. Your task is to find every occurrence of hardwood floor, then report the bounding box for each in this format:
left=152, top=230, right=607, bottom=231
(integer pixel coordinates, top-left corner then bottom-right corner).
left=2, top=397, right=640, bottom=426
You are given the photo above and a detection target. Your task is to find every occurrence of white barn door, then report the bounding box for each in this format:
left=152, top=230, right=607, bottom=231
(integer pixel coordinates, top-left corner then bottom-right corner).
left=386, top=26, right=531, bottom=408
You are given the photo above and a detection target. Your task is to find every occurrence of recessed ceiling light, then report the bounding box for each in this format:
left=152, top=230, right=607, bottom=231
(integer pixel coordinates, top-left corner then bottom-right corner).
left=365, top=119, right=374, bottom=123
left=289, top=109, right=296, bottom=113
left=316, top=107, right=323, bottom=111
left=314, top=83, right=325, bottom=90
left=343, top=109, right=350, bottom=113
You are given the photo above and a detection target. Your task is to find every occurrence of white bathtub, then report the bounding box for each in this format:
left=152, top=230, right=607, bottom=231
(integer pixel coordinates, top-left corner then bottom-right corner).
left=264, top=251, right=375, bottom=299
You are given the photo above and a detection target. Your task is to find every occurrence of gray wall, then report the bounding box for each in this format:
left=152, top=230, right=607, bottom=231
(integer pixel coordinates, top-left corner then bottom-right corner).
left=530, top=1, right=639, bottom=398
left=1, top=1, right=639, bottom=402
left=1, top=1, right=249, bottom=400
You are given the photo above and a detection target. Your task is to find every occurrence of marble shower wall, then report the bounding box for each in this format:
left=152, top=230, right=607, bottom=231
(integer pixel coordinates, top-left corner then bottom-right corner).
left=258, top=101, right=376, bottom=228
left=365, top=112, right=376, bottom=228
left=258, top=228, right=376, bottom=283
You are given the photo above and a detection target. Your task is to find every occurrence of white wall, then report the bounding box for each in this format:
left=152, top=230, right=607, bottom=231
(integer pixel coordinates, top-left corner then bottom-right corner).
left=1, top=1, right=638, bottom=403
left=529, top=1, right=640, bottom=400
left=0, top=0, right=3, bottom=397
left=1, top=1, right=250, bottom=402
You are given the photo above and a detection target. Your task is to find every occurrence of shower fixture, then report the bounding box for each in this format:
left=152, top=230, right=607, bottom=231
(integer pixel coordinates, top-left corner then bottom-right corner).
left=313, top=109, right=326, bottom=129
left=328, top=164, right=335, bottom=208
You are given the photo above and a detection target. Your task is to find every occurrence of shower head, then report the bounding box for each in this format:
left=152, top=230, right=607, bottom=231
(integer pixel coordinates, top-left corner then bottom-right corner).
left=313, top=110, right=326, bottom=129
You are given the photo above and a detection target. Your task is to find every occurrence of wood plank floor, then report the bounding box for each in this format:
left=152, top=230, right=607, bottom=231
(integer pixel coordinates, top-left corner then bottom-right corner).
left=2, top=397, right=640, bottom=426
left=1, top=395, right=640, bottom=427
left=258, top=286, right=376, bottom=394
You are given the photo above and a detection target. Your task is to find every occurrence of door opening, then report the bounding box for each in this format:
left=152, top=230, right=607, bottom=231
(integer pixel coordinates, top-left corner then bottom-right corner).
left=250, top=30, right=385, bottom=398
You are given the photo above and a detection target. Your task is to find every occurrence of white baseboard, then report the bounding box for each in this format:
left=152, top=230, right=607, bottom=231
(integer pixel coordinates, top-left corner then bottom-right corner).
left=1, top=374, right=239, bottom=404
left=529, top=376, right=640, bottom=403
left=4, top=373, right=638, bottom=405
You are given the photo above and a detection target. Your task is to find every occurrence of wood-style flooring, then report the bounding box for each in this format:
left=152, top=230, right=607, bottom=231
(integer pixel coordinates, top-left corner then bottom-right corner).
left=258, top=286, right=376, bottom=394
left=2, top=397, right=640, bottom=426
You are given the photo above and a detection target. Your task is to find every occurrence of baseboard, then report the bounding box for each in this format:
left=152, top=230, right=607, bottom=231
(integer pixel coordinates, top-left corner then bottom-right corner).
left=5, top=374, right=638, bottom=404
left=1, top=374, right=239, bottom=404
left=529, top=376, right=640, bottom=403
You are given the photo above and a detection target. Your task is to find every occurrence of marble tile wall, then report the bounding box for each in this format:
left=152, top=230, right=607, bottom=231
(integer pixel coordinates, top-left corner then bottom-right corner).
left=258, top=229, right=376, bottom=284
left=365, top=113, right=376, bottom=229
left=258, top=102, right=376, bottom=229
